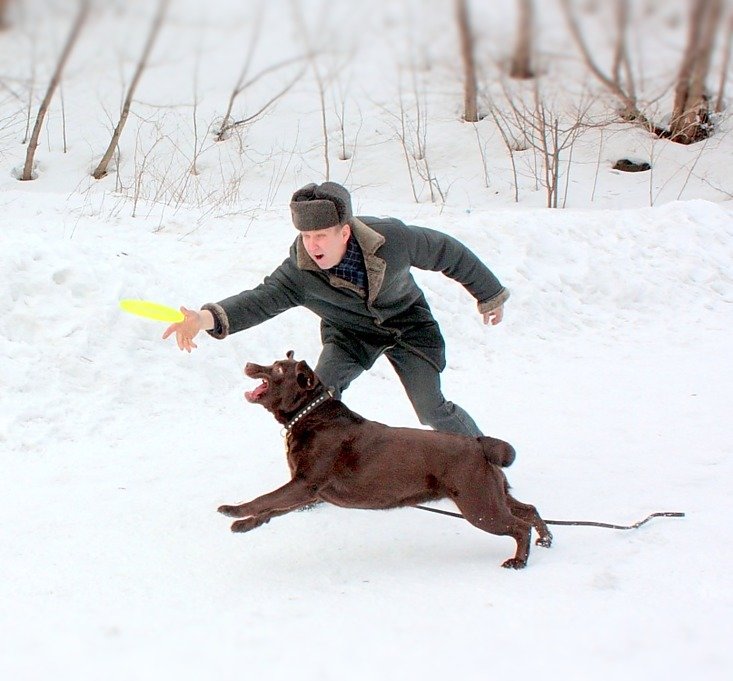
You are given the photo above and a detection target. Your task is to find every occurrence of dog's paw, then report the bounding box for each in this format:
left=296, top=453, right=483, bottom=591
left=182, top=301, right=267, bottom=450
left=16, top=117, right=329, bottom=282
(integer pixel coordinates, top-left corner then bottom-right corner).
left=536, top=533, right=553, bottom=548
left=218, top=504, right=246, bottom=518
left=501, top=557, right=527, bottom=570
left=231, top=518, right=260, bottom=533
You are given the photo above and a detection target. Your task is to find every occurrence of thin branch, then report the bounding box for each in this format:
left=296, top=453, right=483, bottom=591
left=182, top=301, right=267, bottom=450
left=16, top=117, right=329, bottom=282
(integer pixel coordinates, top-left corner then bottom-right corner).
left=22, top=36, right=37, bottom=144
left=291, top=0, right=331, bottom=180
left=473, top=123, right=490, bottom=188
left=60, top=79, right=67, bottom=153
left=224, top=67, right=305, bottom=130
left=216, top=55, right=306, bottom=140
left=217, top=2, right=265, bottom=136
left=488, top=105, right=520, bottom=202
left=397, top=79, right=419, bottom=203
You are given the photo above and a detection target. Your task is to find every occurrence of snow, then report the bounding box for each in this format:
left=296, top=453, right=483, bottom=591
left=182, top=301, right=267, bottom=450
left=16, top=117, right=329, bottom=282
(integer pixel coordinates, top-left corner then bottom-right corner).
left=1, top=1, right=732, bottom=679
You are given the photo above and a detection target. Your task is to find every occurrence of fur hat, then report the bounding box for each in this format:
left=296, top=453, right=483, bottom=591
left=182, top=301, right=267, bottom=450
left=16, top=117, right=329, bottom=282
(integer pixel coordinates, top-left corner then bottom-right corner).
left=290, top=181, right=353, bottom=231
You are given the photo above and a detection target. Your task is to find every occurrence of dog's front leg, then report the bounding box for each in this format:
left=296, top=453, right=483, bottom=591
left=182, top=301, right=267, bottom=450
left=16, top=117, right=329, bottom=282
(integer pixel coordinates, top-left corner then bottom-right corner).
left=218, top=478, right=319, bottom=533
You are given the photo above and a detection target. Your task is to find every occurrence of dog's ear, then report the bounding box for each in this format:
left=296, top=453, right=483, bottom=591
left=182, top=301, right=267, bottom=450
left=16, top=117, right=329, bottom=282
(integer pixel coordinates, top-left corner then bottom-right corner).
left=295, top=360, right=316, bottom=390
left=286, top=350, right=295, bottom=360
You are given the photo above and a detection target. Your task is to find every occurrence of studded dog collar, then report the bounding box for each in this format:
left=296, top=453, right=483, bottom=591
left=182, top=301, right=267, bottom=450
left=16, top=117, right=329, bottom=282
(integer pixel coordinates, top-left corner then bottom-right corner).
left=281, top=389, right=333, bottom=436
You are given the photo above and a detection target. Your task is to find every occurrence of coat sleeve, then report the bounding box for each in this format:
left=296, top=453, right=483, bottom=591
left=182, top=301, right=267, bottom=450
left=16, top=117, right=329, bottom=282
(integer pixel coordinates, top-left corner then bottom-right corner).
left=202, top=258, right=302, bottom=339
left=401, top=222, right=510, bottom=312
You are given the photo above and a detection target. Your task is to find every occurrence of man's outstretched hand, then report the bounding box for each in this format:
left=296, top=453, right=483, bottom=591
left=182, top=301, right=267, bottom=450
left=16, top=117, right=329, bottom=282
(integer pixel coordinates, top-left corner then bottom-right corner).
left=162, top=306, right=211, bottom=352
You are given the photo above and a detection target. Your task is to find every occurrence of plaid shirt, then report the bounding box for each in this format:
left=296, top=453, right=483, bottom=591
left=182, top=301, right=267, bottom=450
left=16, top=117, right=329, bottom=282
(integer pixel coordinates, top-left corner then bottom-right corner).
left=328, top=235, right=367, bottom=292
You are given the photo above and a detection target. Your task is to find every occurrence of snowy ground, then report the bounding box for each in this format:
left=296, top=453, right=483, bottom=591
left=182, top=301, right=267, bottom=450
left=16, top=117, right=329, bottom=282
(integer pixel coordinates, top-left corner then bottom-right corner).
left=1, top=1, right=732, bottom=679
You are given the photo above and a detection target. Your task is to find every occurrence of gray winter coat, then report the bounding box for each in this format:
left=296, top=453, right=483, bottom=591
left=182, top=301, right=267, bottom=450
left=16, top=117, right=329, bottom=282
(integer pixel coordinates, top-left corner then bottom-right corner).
left=203, top=216, right=509, bottom=371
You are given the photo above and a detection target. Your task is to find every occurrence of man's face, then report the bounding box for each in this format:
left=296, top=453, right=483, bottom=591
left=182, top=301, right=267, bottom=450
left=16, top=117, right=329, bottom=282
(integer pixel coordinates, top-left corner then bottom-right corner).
left=301, top=224, right=351, bottom=269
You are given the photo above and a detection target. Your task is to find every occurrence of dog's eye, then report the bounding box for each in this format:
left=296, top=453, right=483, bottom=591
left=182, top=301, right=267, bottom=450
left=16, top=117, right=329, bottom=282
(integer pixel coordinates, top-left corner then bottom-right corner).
left=274, top=365, right=284, bottom=375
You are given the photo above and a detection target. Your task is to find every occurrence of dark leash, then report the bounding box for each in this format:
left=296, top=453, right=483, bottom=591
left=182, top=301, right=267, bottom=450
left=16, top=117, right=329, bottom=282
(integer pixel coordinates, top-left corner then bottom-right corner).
left=413, top=505, right=686, bottom=530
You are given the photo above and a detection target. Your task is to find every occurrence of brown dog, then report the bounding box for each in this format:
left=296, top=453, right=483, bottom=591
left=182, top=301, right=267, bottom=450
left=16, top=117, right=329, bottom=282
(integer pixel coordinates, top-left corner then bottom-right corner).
left=218, top=351, right=552, bottom=568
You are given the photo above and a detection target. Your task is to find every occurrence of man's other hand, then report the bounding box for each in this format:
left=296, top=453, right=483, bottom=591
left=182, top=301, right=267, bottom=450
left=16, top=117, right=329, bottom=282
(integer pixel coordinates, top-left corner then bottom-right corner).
left=482, top=304, right=504, bottom=326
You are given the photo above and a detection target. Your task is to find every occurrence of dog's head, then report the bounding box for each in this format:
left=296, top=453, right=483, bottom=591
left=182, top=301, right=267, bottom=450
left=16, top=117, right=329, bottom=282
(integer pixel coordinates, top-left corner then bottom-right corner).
left=243, top=351, right=323, bottom=421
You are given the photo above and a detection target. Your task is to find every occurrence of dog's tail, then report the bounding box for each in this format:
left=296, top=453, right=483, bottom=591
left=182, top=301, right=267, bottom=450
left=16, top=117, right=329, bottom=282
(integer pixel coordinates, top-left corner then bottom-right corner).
left=478, top=437, right=516, bottom=468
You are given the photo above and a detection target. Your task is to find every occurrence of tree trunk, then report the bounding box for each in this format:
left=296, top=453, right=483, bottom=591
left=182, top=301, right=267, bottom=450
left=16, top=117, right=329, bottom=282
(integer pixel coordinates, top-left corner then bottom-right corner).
left=92, top=0, right=168, bottom=179
left=510, top=0, right=535, bottom=79
left=612, top=0, right=636, bottom=106
left=21, top=1, right=89, bottom=181
left=668, top=0, right=723, bottom=144
left=0, top=0, right=10, bottom=30
left=456, top=0, right=479, bottom=122
left=715, top=12, right=733, bottom=112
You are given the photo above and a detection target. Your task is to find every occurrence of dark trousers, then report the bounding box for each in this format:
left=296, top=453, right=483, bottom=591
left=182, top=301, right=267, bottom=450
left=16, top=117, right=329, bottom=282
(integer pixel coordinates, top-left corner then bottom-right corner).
left=315, top=342, right=483, bottom=437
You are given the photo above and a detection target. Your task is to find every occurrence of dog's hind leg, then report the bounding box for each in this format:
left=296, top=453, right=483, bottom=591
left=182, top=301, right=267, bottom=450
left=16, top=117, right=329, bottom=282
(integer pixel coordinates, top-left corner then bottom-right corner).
left=506, top=494, right=553, bottom=548
left=454, top=497, right=533, bottom=569
left=448, top=469, right=533, bottom=569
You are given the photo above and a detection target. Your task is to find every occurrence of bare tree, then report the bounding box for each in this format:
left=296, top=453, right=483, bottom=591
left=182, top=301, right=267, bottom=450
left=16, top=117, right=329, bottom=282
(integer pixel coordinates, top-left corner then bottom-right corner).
left=92, top=0, right=168, bottom=179
left=488, top=106, right=521, bottom=202
left=290, top=0, right=333, bottom=180
left=560, top=0, right=644, bottom=122
left=668, top=0, right=724, bottom=143
left=563, top=0, right=727, bottom=144
left=215, top=66, right=304, bottom=142
left=472, top=123, right=491, bottom=189
left=216, top=3, right=265, bottom=138
left=456, top=0, right=479, bottom=121
left=406, top=59, right=446, bottom=203
left=715, top=11, right=733, bottom=112
left=21, top=1, right=89, bottom=181
left=395, top=88, right=419, bottom=203
left=0, top=0, right=11, bottom=30
left=311, top=56, right=331, bottom=181
left=491, top=81, right=595, bottom=208
left=611, top=0, right=636, bottom=106
left=510, top=0, right=535, bottom=79
left=215, top=5, right=306, bottom=143
left=382, top=66, right=446, bottom=205
left=332, top=74, right=363, bottom=171
left=22, top=37, right=38, bottom=144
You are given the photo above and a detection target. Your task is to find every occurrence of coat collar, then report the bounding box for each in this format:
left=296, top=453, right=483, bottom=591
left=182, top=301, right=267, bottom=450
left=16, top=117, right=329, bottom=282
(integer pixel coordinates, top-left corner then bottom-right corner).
left=295, top=217, right=387, bottom=304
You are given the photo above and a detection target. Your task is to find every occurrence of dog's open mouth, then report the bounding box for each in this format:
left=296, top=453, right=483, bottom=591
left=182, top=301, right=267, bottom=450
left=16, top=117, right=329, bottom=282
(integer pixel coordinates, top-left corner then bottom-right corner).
left=245, top=378, right=269, bottom=402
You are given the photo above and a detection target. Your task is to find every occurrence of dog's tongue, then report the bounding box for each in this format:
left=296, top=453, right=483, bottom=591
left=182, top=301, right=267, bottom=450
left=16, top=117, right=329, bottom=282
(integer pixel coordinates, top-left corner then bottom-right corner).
left=245, top=381, right=268, bottom=402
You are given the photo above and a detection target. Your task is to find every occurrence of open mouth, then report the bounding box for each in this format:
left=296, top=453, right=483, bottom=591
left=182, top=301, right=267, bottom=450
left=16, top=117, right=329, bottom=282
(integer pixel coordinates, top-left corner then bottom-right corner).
left=244, top=378, right=269, bottom=402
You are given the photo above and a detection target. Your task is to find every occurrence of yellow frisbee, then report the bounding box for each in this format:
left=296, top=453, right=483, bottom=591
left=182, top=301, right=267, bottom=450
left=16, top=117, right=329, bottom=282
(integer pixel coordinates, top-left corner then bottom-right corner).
left=119, top=299, right=185, bottom=323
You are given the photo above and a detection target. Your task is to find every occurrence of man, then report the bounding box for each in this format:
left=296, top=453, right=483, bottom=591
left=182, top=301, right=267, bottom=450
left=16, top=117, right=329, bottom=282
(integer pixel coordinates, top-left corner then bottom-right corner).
left=163, top=182, right=508, bottom=437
